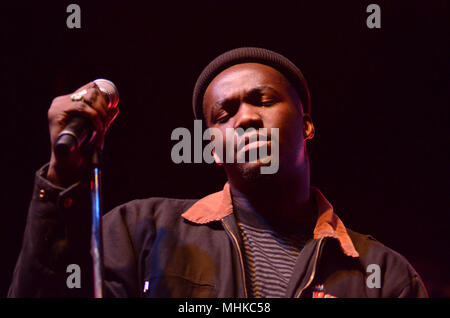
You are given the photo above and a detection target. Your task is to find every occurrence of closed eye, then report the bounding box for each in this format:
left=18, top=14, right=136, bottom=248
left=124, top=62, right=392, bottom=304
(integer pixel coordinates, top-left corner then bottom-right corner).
left=210, top=86, right=281, bottom=123
left=211, top=99, right=239, bottom=123
left=245, top=86, right=281, bottom=107
left=214, top=109, right=230, bottom=123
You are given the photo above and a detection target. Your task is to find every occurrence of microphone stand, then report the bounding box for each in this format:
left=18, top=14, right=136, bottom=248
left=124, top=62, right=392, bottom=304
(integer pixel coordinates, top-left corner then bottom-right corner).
left=90, top=148, right=104, bottom=298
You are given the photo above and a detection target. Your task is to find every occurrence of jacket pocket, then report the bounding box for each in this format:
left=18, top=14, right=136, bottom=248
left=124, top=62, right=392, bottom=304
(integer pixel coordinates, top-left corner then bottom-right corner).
left=144, top=275, right=216, bottom=298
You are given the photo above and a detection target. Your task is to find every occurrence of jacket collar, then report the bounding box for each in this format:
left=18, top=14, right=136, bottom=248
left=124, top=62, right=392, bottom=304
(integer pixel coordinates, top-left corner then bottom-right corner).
left=181, top=183, right=359, bottom=258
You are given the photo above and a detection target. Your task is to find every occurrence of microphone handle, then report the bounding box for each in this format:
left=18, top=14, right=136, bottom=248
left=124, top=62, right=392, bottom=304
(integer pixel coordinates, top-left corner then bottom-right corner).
left=54, top=117, right=93, bottom=157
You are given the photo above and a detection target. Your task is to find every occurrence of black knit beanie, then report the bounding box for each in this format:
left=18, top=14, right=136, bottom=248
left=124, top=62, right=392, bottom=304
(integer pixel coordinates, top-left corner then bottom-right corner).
left=192, top=47, right=311, bottom=121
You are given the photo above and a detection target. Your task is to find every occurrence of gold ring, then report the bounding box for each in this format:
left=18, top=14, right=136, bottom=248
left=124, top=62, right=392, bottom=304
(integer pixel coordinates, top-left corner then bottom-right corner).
left=70, top=89, right=88, bottom=102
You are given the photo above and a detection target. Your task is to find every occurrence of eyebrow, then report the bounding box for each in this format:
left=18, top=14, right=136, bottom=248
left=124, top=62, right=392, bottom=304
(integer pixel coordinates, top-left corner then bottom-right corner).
left=209, top=85, right=281, bottom=120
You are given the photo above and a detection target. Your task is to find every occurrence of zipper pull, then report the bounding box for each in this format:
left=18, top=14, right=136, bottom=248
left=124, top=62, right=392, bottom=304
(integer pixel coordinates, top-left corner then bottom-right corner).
left=143, top=280, right=150, bottom=297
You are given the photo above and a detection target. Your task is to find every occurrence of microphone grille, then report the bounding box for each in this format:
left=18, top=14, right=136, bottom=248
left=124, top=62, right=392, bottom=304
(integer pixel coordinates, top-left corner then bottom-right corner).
left=94, top=78, right=119, bottom=109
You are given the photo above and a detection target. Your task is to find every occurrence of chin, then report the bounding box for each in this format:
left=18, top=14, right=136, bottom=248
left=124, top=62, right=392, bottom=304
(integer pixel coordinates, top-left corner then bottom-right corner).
left=234, top=159, right=277, bottom=182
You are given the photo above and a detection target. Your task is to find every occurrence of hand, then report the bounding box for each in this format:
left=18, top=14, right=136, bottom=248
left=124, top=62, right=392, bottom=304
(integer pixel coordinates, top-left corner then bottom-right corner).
left=47, top=82, right=119, bottom=187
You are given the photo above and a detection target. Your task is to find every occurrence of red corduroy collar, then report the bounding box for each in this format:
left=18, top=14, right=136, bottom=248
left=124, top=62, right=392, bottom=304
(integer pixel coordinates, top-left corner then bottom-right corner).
left=182, top=183, right=359, bottom=258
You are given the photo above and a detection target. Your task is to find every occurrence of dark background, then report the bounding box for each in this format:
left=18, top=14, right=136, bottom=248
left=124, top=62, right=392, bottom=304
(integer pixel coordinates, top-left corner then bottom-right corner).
left=1, top=0, right=448, bottom=297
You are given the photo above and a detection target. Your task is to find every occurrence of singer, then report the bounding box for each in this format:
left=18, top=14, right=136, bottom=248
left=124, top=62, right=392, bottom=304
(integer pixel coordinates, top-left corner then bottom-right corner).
left=8, top=47, right=428, bottom=298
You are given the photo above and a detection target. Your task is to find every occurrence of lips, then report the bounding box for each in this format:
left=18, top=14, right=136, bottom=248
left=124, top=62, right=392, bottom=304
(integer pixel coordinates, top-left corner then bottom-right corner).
left=236, top=132, right=270, bottom=152
left=242, top=140, right=269, bottom=153
left=235, top=134, right=272, bottom=164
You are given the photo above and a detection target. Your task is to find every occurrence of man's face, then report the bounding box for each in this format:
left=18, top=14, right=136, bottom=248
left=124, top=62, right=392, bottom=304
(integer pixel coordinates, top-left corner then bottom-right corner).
left=203, top=63, right=308, bottom=182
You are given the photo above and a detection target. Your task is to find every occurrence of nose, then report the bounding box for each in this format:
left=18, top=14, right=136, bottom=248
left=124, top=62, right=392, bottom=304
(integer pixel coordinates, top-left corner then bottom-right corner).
left=233, top=103, right=263, bottom=130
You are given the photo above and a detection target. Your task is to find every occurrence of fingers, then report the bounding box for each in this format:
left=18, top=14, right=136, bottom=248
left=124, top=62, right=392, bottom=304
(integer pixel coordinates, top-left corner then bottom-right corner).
left=64, top=100, right=106, bottom=133
left=48, top=81, right=119, bottom=150
left=68, top=82, right=119, bottom=132
left=72, top=82, right=109, bottom=120
left=46, top=81, right=118, bottom=185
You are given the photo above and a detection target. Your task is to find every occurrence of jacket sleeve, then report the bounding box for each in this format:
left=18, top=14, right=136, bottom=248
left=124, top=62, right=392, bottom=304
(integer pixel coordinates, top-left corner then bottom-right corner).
left=8, top=164, right=147, bottom=298
left=397, top=274, right=429, bottom=298
left=8, top=164, right=95, bottom=297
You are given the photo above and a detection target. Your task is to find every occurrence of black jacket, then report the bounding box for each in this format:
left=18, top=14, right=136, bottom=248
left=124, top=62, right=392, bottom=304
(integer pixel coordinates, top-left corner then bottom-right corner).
left=8, top=165, right=428, bottom=298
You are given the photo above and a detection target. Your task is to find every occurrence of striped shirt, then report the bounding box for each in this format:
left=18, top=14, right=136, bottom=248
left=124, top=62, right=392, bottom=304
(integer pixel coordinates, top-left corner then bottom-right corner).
left=235, top=209, right=312, bottom=298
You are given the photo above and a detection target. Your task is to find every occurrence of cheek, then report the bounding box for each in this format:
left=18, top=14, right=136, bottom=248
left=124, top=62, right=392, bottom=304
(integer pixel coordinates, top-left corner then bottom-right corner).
left=212, top=126, right=234, bottom=151
left=268, top=107, right=304, bottom=150
left=267, top=104, right=302, bottom=134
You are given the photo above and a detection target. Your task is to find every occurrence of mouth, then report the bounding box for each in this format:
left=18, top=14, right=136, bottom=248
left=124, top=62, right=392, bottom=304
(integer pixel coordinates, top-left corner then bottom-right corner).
left=236, top=131, right=271, bottom=151
left=241, top=140, right=269, bottom=153
left=235, top=136, right=272, bottom=164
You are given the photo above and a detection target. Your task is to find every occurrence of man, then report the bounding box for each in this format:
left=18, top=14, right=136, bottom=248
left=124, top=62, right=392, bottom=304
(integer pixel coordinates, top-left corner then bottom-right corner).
left=8, top=47, right=428, bottom=297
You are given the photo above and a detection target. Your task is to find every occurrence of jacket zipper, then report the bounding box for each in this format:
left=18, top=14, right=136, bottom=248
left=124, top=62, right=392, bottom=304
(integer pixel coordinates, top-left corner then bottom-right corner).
left=221, top=219, right=248, bottom=298
left=295, top=237, right=324, bottom=298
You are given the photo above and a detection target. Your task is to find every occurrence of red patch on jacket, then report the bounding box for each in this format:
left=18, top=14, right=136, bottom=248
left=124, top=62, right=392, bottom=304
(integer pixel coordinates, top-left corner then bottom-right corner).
left=312, top=285, right=338, bottom=298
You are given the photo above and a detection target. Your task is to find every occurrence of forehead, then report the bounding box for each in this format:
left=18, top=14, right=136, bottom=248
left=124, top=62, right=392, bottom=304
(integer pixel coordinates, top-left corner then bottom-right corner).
left=203, top=63, right=290, bottom=103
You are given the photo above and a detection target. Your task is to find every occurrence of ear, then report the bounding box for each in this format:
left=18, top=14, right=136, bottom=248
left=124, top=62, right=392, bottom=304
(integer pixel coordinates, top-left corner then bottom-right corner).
left=303, top=114, right=315, bottom=140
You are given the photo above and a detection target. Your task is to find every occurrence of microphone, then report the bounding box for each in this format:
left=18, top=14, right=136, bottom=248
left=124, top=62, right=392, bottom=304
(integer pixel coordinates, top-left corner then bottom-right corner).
left=54, top=79, right=119, bottom=157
